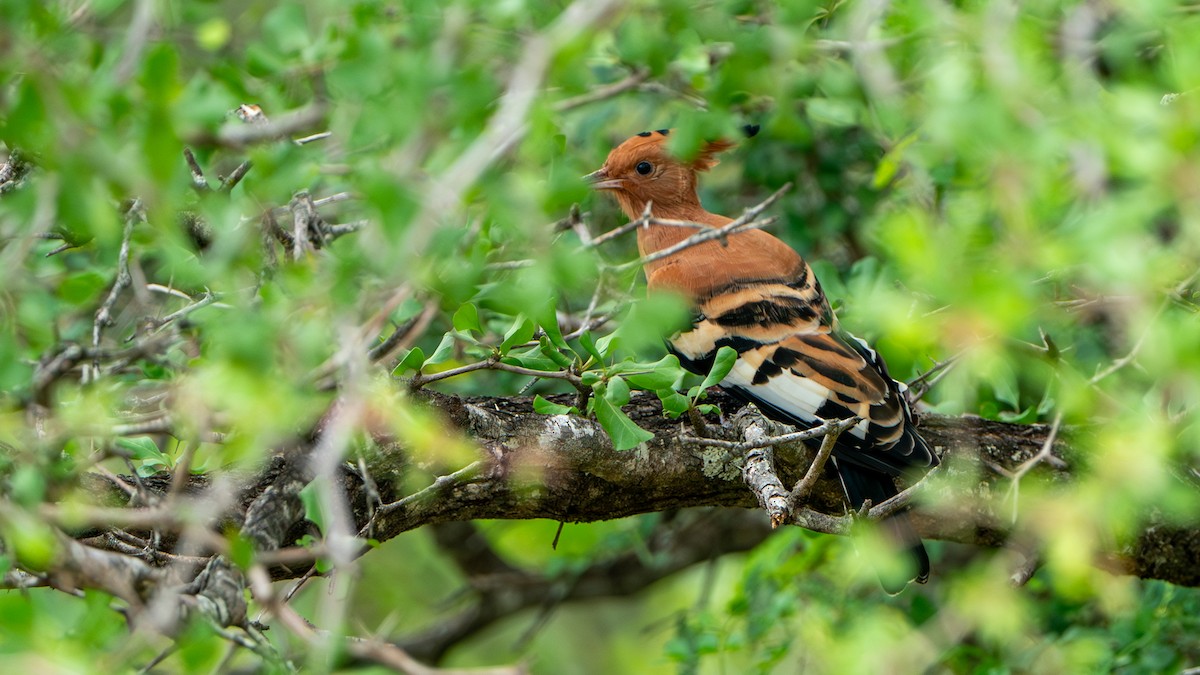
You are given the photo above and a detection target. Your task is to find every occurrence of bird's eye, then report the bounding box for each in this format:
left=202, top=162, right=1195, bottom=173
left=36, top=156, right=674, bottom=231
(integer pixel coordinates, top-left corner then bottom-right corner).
left=635, top=161, right=653, bottom=176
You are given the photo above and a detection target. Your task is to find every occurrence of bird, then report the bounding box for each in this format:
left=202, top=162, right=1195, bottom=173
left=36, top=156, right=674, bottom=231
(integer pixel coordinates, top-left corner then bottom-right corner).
left=585, top=127, right=938, bottom=592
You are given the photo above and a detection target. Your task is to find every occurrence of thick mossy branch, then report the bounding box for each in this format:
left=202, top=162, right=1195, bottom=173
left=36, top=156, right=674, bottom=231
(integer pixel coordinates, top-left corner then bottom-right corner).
left=70, top=390, right=1199, bottom=588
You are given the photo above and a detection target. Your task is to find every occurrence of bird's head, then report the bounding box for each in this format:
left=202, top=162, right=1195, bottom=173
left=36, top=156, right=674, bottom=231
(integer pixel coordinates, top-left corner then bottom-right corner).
left=584, top=128, right=744, bottom=220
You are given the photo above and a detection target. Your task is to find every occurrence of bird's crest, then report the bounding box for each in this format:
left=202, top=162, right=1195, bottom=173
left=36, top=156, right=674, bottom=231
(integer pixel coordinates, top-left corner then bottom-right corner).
left=584, top=126, right=756, bottom=220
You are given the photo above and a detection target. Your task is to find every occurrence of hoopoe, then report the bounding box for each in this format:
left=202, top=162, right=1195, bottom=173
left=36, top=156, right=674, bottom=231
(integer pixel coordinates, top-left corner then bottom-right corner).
left=586, top=128, right=938, bottom=592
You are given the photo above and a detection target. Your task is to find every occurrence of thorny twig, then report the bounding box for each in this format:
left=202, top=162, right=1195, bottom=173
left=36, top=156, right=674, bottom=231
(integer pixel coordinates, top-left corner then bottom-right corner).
left=408, top=0, right=622, bottom=253
left=1087, top=270, right=1198, bottom=386
left=1001, top=410, right=1065, bottom=523
left=368, top=303, right=438, bottom=364
left=906, top=352, right=960, bottom=403
left=612, top=182, right=793, bottom=271
left=787, top=417, right=857, bottom=508
left=691, top=414, right=858, bottom=452
left=306, top=330, right=370, bottom=654
left=369, top=462, right=485, bottom=523
left=861, top=462, right=943, bottom=522
left=149, top=288, right=223, bottom=332
left=248, top=565, right=523, bottom=675
left=40, top=233, right=86, bottom=257
left=408, top=355, right=585, bottom=390
left=553, top=67, right=650, bottom=112
left=89, top=201, right=142, bottom=383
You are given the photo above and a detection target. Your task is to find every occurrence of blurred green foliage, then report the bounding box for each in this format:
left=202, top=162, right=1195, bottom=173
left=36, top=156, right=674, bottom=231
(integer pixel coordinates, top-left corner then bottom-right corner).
left=1, top=0, right=1199, bottom=672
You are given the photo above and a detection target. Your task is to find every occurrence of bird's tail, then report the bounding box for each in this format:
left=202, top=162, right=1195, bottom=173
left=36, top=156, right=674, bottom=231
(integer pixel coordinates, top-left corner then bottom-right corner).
left=835, top=460, right=929, bottom=594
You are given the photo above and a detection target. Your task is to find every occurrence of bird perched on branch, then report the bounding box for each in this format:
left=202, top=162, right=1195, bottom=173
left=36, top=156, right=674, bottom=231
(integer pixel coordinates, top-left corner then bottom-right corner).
left=586, top=127, right=938, bottom=592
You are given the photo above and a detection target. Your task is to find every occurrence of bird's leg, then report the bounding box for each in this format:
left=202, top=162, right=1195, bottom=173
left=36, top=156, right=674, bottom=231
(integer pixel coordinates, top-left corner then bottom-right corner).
left=686, top=404, right=709, bottom=438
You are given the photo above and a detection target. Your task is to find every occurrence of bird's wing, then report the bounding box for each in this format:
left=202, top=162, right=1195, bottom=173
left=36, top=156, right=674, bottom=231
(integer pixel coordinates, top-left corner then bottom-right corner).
left=669, top=274, right=936, bottom=477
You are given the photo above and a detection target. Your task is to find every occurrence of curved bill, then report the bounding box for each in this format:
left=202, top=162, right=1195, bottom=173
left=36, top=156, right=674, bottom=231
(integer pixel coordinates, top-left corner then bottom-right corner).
left=583, top=168, right=624, bottom=190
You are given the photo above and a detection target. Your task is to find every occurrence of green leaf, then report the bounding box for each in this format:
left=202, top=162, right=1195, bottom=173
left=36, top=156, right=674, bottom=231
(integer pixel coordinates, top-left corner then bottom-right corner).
left=595, top=333, right=619, bottom=359
left=538, top=302, right=570, bottom=351
left=57, top=272, right=108, bottom=305
left=115, top=437, right=169, bottom=464
left=499, top=315, right=535, bottom=354
left=538, top=335, right=575, bottom=369
left=593, top=392, right=654, bottom=451
left=578, top=330, right=605, bottom=363
left=452, top=303, right=482, bottom=334
left=392, top=347, right=425, bottom=375
left=993, top=371, right=1020, bottom=409
left=227, top=532, right=255, bottom=570
left=298, top=483, right=324, bottom=532
left=699, top=346, right=738, bottom=391
left=658, top=390, right=691, bottom=418
left=427, top=333, right=456, bottom=365
left=999, top=406, right=1038, bottom=424
left=534, top=395, right=577, bottom=415
left=873, top=133, right=917, bottom=189
left=606, top=375, right=631, bottom=406
left=501, top=347, right=560, bottom=372
left=9, top=465, right=45, bottom=506
left=617, top=355, right=687, bottom=391
left=196, top=18, right=232, bottom=51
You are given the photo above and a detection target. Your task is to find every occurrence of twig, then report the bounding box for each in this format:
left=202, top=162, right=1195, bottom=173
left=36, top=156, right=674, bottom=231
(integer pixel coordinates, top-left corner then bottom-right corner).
left=191, top=105, right=327, bottom=149
left=1004, top=410, right=1064, bottom=523
left=906, top=352, right=960, bottom=403
left=314, top=191, right=355, bottom=208
left=554, top=67, right=650, bottom=112
left=587, top=201, right=652, bottom=248
left=221, top=160, right=253, bottom=192
left=114, top=0, right=154, bottom=83
left=862, top=463, right=942, bottom=522
left=1010, top=552, right=1041, bottom=587
left=787, top=417, right=859, bottom=507
left=406, top=357, right=494, bottom=388
left=152, top=288, right=222, bottom=331
left=182, top=148, right=209, bottom=191
left=737, top=413, right=792, bottom=528
left=612, top=183, right=792, bottom=271
left=294, top=131, right=332, bottom=145
left=290, top=190, right=322, bottom=259
left=410, top=356, right=584, bottom=389
left=407, top=0, right=622, bottom=253
left=169, top=438, right=202, bottom=498
left=590, top=208, right=756, bottom=249
left=486, top=259, right=536, bottom=270
left=305, top=328, right=371, bottom=656
left=90, top=201, right=141, bottom=383
left=145, top=283, right=194, bottom=301
left=690, top=415, right=856, bottom=452
left=368, top=302, right=437, bottom=364
left=110, top=414, right=228, bottom=443
left=325, top=220, right=368, bottom=240
left=1089, top=270, right=1199, bottom=385
left=371, top=462, right=484, bottom=520
left=248, top=565, right=524, bottom=675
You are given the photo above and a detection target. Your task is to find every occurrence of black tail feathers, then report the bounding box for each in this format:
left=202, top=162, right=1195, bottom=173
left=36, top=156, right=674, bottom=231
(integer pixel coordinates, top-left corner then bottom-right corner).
left=835, top=460, right=930, bottom=594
